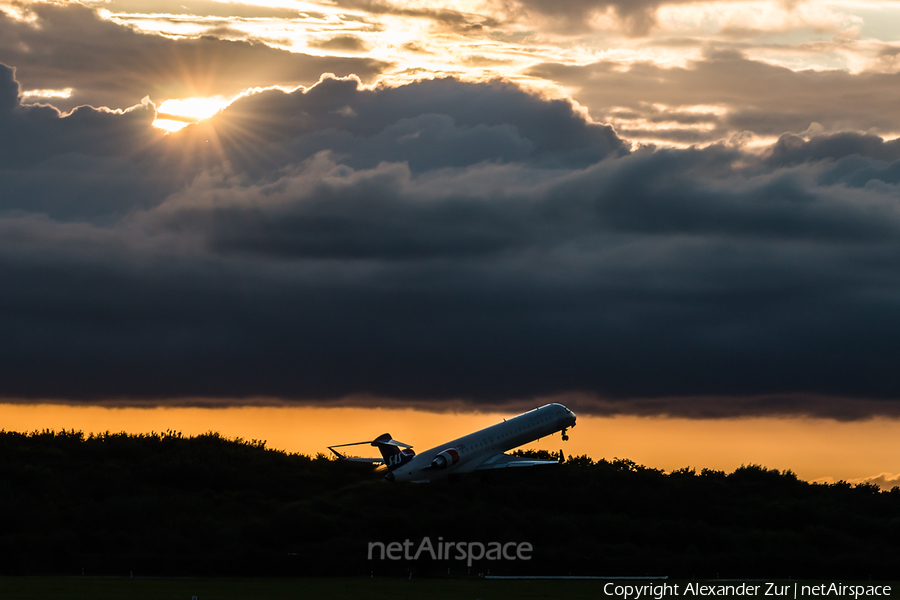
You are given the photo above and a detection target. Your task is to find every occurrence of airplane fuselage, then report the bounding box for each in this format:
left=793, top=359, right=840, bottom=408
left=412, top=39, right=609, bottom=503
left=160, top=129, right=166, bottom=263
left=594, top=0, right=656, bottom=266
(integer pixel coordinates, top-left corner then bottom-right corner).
left=386, top=403, right=576, bottom=482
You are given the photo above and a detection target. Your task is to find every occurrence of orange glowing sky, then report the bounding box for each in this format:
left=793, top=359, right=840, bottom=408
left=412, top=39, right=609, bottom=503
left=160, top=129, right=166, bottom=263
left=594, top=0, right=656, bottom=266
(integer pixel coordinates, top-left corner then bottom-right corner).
left=2, top=404, right=898, bottom=489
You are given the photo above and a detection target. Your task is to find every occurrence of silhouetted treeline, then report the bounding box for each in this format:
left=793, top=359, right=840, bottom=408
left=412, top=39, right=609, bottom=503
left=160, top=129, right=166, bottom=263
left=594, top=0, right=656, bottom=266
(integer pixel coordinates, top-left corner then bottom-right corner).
left=0, top=430, right=898, bottom=579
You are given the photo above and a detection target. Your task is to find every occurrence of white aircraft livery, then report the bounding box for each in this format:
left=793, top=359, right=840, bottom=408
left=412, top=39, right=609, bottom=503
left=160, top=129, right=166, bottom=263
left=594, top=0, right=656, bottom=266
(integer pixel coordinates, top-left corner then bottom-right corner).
left=328, top=403, right=576, bottom=483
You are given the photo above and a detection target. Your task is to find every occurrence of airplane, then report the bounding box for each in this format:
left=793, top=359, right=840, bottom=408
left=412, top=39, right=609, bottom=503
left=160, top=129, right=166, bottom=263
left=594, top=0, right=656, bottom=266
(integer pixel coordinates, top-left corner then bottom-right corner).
left=327, top=403, right=576, bottom=483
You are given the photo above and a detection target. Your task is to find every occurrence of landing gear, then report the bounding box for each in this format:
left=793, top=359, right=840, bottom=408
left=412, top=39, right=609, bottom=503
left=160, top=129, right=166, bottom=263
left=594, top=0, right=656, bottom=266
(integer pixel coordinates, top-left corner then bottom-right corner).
left=561, top=428, right=569, bottom=441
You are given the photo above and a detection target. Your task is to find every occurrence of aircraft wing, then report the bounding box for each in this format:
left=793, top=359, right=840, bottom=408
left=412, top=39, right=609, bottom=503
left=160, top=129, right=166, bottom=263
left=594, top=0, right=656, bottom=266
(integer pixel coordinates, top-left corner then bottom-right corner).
left=474, top=453, right=560, bottom=470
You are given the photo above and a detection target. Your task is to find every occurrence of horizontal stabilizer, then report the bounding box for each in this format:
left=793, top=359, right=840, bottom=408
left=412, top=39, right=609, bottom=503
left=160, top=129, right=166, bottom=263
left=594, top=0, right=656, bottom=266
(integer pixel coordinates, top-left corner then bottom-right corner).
left=327, top=445, right=384, bottom=463
left=475, top=453, right=560, bottom=471
left=370, top=433, right=413, bottom=448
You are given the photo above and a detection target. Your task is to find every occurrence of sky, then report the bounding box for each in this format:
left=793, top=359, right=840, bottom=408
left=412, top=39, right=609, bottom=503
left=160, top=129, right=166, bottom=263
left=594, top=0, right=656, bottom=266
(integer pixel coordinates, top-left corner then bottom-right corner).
left=1, top=0, right=900, bottom=486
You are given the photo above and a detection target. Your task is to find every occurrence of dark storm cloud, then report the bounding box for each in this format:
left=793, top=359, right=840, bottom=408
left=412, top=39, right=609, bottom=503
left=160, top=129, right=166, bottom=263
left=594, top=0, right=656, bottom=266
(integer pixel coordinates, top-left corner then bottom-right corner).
left=171, top=75, right=627, bottom=175
left=765, top=132, right=900, bottom=167
left=0, top=62, right=178, bottom=219
left=0, top=2, right=389, bottom=111
left=2, top=64, right=900, bottom=418
left=528, top=51, right=900, bottom=143
left=556, top=394, right=900, bottom=421
left=0, top=64, right=161, bottom=162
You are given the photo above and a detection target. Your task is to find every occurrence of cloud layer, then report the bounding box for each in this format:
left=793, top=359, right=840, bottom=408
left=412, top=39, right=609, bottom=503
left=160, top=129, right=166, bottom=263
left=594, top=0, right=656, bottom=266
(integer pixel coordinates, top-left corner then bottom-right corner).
left=2, top=61, right=900, bottom=418
left=530, top=51, right=900, bottom=145
left=4, top=0, right=896, bottom=149
left=0, top=2, right=388, bottom=111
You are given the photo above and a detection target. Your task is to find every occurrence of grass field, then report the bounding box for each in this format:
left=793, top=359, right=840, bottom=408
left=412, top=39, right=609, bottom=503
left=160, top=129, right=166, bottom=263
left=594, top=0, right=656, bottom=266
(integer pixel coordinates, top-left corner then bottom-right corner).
left=0, top=577, right=896, bottom=600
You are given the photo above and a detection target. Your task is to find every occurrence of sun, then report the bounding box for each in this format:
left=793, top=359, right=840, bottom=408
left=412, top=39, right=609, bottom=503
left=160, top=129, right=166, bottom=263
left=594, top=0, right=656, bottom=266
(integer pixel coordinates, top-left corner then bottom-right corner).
left=152, top=96, right=232, bottom=132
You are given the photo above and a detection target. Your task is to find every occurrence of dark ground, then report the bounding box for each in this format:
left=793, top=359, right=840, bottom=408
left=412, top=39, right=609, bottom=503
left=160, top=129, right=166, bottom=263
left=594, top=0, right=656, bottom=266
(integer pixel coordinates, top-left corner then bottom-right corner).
left=1, top=430, right=898, bottom=580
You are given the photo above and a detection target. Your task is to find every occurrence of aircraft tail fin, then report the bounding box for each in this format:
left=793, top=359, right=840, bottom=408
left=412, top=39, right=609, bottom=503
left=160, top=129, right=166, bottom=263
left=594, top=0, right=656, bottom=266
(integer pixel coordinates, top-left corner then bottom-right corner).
left=371, top=433, right=416, bottom=471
